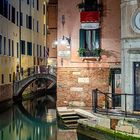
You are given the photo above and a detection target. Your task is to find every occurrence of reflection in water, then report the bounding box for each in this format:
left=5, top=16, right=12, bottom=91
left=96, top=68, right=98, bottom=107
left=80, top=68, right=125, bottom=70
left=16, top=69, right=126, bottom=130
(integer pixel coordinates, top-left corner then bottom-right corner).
left=0, top=93, right=93, bottom=140
left=0, top=94, right=57, bottom=140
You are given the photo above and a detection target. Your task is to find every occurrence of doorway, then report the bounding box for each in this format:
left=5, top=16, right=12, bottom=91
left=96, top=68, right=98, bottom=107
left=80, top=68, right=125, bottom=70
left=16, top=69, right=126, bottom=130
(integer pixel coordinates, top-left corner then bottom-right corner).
left=134, top=62, right=140, bottom=111
left=110, top=68, right=121, bottom=108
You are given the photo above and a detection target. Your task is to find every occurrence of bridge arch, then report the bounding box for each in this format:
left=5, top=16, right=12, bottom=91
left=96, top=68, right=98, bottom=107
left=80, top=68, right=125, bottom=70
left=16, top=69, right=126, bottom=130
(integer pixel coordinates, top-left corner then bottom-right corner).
left=13, top=73, right=56, bottom=98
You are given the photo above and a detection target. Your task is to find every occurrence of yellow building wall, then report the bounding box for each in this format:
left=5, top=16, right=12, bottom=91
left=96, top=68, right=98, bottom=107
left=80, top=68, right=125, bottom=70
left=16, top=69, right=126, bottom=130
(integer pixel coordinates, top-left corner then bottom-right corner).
left=0, top=0, right=48, bottom=102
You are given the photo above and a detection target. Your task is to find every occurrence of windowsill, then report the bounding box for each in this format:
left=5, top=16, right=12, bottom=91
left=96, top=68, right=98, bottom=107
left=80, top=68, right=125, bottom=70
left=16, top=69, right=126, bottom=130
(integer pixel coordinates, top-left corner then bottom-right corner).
left=80, top=56, right=100, bottom=61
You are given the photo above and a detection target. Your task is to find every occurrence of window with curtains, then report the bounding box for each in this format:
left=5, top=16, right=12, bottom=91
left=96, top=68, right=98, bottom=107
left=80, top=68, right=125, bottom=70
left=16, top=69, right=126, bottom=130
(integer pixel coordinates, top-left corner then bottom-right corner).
left=79, top=29, right=100, bottom=57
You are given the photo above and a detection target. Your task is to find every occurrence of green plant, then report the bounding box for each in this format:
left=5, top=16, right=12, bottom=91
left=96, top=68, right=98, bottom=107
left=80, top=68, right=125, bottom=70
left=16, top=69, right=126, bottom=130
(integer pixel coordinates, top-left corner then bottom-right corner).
left=93, top=48, right=104, bottom=57
left=78, top=48, right=86, bottom=56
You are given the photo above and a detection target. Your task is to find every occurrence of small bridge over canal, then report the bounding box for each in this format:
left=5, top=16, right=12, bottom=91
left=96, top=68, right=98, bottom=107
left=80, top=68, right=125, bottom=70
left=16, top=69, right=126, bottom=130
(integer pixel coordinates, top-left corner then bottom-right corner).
left=13, top=66, right=56, bottom=98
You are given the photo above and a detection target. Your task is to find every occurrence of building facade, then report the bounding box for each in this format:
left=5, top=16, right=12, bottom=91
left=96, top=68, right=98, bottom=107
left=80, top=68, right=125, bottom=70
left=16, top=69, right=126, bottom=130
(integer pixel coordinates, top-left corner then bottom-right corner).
left=57, top=0, right=121, bottom=107
left=0, top=0, right=48, bottom=102
left=47, top=0, right=57, bottom=67
left=121, top=0, right=140, bottom=112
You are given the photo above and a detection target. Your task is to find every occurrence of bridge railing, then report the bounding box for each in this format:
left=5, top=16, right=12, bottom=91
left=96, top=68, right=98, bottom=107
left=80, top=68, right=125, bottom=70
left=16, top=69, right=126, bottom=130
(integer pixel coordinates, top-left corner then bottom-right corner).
left=17, top=65, right=56, bottom=80
left=92, top=88, right=140, bottom=118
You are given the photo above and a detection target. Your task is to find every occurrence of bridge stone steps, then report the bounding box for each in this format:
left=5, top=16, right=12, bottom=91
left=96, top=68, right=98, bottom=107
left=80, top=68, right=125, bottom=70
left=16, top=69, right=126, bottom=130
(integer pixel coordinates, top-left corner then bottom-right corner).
left=62, top=116, right=80, bottom=119
left=58, top=108, right=82, bottom=129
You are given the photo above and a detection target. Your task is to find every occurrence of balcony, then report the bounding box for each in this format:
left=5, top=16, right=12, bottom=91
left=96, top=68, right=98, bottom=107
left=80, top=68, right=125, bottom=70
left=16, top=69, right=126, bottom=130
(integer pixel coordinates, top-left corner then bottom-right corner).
left=78, top=48, right=103, bottom=61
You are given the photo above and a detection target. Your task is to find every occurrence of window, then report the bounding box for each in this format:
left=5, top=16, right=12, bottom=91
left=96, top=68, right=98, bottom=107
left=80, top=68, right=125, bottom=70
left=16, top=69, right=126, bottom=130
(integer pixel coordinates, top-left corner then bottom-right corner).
left=12, top=6, right=15, bottom=23
left=33, top=18, right=34, bottom=30
left=40, top=45, right=42, bottom=57
left=0, top=35, right=2, bottom=54
left=17, top=11, right=19, bottom=26
left=27, top=42, right=32, bottom=56
left=1, top=74, right=4, bottom=84
left=12, top=40, right=14, bottom=57
left=33, top=43, right=35, bottom=56
left=0, top=0, right=4, bottom=15
left=37, top=0, right=39, bottom=10
left=27, top=0, right=30, bottom=5
left=4, top=0, right=8, bottom=18
left=33, top=0, right=34, bottom=8
left=9, top=74, right=12, bottom=82
left=8, top=4, right=11, bottom=20
left=26, top=15, right=32, bottom=29
left=44, top=46, right=45, bottom=57
left=43, top=24, right=45, bottom=35
left=20, top=12, right=23, bottom=26
left=79, top=29, right=100, bottom=57
left=43, top=4, right=45, bottom=15
left=85, top=0, right=98, bottom=11
left=17, top=42, right=19, bottom=58
left=26, top=15, right=29, bottom=28
left=37, top=44, right=39, bottom=57
left=21, top=40, right=25, bottom=54
left=4, top=37, right=6, bottom=55
left=29, top=16, right=32, bottom=29
left=37, top=20, right=39, bottom=32
left=8, top=39, right=11, bottom=56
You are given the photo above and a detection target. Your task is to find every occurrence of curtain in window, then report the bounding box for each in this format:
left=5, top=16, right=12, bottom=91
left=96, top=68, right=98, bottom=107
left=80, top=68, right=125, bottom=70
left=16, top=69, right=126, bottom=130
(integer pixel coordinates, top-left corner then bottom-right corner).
left=86, top=30, right=91, bottom=50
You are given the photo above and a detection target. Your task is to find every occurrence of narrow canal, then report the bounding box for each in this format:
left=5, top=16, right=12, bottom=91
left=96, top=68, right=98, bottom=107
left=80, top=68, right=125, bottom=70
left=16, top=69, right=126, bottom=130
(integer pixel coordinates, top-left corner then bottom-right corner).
left=0, top=91, right=94, bottom=140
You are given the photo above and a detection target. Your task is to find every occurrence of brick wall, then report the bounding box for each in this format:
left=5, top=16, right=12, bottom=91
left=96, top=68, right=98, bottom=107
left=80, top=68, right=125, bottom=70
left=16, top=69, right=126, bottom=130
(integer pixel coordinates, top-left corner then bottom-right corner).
left=57, top=67, right=109, bottom=107
left=0, top=84, right=13, bottom=102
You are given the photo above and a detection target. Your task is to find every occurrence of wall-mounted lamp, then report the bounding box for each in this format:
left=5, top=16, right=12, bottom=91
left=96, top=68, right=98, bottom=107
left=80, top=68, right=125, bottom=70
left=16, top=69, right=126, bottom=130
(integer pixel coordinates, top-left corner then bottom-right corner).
left=53, top=35, right=71, bottom=48
left=61, top=36, right=71, bottom=46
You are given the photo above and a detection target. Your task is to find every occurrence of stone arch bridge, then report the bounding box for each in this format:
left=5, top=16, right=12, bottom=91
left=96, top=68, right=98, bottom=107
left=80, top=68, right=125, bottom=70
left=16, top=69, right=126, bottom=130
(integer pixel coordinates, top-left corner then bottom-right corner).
left=13, top=66, right=56, bottom=98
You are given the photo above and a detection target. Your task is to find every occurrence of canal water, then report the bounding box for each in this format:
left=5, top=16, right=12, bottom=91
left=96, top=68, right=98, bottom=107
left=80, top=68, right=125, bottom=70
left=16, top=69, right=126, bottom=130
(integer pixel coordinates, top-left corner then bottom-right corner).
left=0, top=92, right=94, bottom=140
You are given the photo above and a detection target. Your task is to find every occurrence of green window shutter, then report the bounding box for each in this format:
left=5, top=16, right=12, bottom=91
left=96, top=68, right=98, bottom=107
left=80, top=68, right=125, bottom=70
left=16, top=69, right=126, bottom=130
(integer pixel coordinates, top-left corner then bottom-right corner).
left=80, top=29, right=85, bottom=48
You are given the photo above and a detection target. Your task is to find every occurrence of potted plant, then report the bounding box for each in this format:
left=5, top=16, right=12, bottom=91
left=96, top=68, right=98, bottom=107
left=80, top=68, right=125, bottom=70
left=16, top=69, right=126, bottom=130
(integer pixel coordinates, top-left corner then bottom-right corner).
left=93, top=48, right=104, bottom=57
left=78, top=48, right=86, bottom=57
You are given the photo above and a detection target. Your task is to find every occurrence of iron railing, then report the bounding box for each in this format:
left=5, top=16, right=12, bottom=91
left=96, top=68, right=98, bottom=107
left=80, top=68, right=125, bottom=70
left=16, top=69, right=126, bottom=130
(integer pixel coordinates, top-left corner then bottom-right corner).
left=16, top=65, right=57, bottom=80
left=92, top=89, right=140, bottom=118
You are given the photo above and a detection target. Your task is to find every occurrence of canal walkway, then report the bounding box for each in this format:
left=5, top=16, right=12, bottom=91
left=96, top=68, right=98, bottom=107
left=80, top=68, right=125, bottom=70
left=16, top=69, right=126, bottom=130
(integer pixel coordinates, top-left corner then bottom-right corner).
left=57, top=107, right=140, bottom=140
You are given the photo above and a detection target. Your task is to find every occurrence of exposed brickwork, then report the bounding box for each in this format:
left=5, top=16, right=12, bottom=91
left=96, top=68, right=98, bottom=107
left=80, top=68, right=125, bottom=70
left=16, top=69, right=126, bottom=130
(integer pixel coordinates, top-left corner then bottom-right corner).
left=0, top=84, right=13, bottom=102
left=57, top=67, right=109, bottom=107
